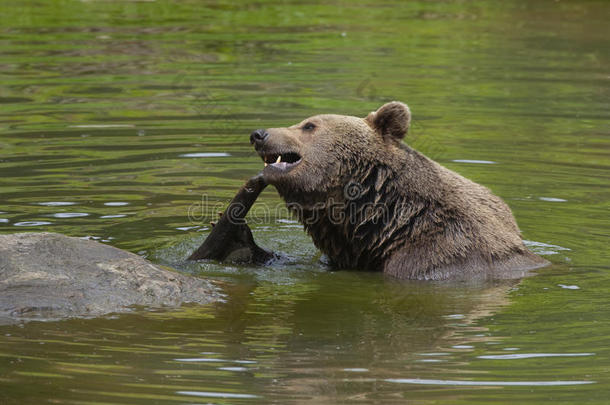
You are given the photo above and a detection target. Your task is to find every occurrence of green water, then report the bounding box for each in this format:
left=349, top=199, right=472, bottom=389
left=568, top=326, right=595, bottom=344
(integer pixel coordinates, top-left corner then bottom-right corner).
left=1, top=0, right=609, bottom=403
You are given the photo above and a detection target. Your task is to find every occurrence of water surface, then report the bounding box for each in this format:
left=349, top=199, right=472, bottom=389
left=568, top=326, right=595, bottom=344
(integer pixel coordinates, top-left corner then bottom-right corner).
left=1, top=0, right=609, bottom=403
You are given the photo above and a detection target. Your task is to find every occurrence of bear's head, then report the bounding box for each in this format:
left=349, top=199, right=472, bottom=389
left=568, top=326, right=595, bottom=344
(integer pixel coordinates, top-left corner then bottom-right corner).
left=250, top=101, right=411, bottom=202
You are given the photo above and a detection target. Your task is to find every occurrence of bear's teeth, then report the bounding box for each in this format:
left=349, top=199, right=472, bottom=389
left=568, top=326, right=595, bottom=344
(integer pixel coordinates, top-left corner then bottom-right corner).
left=264, top=162, right=268, bottom=167
left=276, top=155, right=282, bottom=163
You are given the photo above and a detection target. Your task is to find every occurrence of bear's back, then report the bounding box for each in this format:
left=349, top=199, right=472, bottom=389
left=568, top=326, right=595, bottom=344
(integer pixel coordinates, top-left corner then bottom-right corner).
left=385, top=148, right=547, bottom=279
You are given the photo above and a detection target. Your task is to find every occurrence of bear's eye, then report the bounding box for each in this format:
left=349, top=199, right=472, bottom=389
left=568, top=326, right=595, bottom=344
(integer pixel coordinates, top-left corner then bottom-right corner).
left=302, top=122, right=316, bottom=131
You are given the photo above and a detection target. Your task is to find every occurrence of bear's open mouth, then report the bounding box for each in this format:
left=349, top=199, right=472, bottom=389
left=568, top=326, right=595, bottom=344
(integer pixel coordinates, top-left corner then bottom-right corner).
left=261, top=152, right=302, bottom=171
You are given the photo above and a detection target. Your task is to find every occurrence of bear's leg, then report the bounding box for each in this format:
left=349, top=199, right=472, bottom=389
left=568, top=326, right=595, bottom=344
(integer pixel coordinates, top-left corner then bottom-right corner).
left=188, top=173, right=275, bottom=264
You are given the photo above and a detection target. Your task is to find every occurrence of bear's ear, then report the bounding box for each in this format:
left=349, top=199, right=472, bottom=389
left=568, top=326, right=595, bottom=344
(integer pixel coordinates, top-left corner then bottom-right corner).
left=365, top=101, right=411, bottom=141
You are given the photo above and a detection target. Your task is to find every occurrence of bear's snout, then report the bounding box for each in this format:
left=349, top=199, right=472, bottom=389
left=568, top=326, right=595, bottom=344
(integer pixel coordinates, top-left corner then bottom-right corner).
left=250, top=129, right=269, bottom=147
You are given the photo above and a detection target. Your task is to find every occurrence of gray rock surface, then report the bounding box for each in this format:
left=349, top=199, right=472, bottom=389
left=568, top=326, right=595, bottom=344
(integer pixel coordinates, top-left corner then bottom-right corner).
left=0, top=232, right=221, bottom=323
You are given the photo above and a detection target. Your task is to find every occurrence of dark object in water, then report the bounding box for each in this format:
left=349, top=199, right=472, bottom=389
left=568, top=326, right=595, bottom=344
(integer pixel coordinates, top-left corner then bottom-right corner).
left=188, top=173, right=274, bottom=264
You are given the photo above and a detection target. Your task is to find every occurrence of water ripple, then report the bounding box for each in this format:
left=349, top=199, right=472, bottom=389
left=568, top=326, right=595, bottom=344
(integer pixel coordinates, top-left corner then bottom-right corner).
left=13, top=221, right=52, bottom=226
left=175, top=357, right=257, bottom=364
left=385, top=378, right=595, bottom=386
left=177, top=390, right=260, bottom=399
left=180, top=152, right=231, bottom=158
left=50, top=213, right=89, bottom=218
left=478, top=352, right=594, bottom=360
left=452, top=159, right=497, bottom=164
left=37, top=202, right=77, bottom=206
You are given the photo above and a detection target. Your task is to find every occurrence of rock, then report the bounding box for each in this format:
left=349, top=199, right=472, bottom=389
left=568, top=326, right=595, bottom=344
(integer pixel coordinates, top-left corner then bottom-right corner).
left=0, top=232, right=221, bottom=324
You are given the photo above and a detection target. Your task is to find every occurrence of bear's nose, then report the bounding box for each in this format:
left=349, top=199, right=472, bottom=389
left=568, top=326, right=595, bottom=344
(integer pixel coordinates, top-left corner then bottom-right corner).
left=250, top=129, right=269, bottom=145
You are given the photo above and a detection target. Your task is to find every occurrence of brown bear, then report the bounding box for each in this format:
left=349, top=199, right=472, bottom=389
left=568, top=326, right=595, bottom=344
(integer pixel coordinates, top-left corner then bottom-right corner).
left=249, top=102, right=548, bottom=280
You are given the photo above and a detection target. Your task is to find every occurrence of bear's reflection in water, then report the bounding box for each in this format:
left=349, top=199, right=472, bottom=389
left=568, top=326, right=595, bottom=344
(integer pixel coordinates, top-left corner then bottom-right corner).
left=212, top=271, right=523, bottom=401
left=135, top=234, right=544, bottom=401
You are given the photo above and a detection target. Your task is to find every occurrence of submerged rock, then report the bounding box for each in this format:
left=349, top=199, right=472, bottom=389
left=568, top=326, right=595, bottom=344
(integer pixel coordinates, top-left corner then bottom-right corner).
left=0, top=232, right=221, bottom=324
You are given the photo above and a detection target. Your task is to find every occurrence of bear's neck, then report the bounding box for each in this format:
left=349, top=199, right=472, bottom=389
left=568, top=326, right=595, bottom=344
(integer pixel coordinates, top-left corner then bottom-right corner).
left=281, top=150, right=436, bottom=270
